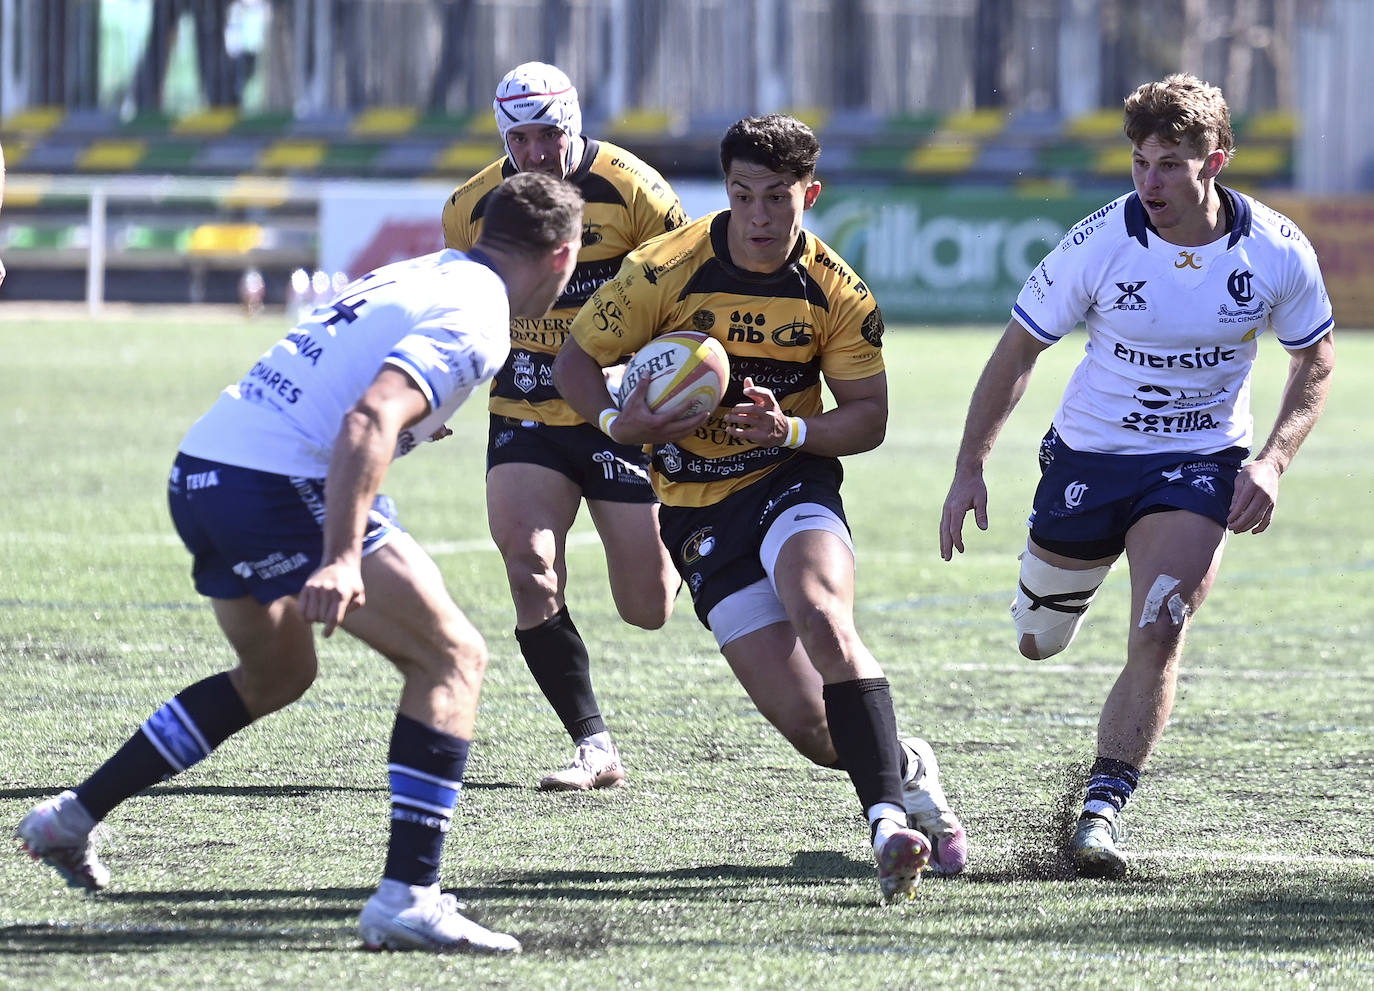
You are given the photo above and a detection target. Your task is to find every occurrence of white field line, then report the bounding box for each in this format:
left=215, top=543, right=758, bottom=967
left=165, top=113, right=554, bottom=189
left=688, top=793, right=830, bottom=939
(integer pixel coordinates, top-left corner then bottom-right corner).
left=944, top=660, right=1374, bottom=680
left=1136, top=849, right=1374, bottom=867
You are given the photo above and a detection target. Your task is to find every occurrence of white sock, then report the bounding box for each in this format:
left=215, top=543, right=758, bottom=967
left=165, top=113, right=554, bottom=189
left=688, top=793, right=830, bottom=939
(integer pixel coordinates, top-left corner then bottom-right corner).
left=377, top=878, right=438, bottom=906
left=578, top=731, right=613, bottom=752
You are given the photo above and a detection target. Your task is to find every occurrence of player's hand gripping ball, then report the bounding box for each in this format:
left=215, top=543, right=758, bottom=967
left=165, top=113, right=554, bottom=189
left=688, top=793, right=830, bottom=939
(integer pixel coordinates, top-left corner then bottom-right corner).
left=618, top=331, right=730, bottom=419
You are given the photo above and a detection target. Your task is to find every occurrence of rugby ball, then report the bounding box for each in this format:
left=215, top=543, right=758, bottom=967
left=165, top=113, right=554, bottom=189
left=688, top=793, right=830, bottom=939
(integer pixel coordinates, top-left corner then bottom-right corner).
left=618, top=331, right=729, bottom=419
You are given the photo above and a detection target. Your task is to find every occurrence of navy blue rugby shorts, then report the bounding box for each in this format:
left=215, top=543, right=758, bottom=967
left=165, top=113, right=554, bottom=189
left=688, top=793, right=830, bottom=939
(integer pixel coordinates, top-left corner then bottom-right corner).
left=657, top=453, right=848, bottom=625
left=167, top=452, right=402, bottom=603
left=486, top=414, right=656, bottom=504
left=1028, top=426, right=1246, bottom=560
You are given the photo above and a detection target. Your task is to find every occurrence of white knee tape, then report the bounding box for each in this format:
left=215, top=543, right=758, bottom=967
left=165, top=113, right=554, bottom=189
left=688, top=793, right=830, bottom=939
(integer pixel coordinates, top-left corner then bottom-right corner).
left=1011, top=544, right=1112, bottom=658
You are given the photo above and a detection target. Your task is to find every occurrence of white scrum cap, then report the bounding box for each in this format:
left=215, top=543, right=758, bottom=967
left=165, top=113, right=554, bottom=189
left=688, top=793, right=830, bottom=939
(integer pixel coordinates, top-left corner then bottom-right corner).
left=493, top=62, right=582, bottom=173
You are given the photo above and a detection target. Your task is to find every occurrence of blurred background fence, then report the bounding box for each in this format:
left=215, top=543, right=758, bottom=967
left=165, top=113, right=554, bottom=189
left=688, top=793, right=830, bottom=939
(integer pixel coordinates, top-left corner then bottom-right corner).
left=1, top=0, right=1371, bottom=317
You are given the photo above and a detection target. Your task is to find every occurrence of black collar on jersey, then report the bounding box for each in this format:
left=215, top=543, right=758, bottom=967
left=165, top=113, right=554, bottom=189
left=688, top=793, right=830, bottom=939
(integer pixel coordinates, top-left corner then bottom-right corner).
left=488, top=138, right=626, bottom=211
left=1124, top=184, right=1252, bottom=249
left=677, top=212, right=830, bottom=307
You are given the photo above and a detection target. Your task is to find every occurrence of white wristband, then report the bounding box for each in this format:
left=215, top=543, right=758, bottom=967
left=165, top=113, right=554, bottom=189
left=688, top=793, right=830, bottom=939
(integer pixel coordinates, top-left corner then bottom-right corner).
left=598, top=407, right=620, bottom=437
left=782, top=416, right=807, bottom=449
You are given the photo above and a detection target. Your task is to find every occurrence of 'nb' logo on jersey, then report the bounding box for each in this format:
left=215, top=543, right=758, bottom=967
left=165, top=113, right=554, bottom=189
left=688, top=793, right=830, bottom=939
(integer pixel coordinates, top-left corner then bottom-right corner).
left=1113, top=281, right=1148, bottom=310
left=1227, top=269, right=1256, bottom=305
left=1175, top=251, right=1202, bottom=270
left=1063, top=481, right=1089, bottom=509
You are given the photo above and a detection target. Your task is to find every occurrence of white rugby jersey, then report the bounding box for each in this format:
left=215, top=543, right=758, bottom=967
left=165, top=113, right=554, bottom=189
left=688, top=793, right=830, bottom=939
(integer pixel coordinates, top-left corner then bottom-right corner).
left=179, top=249, right=511, bottom=477
left=1012, top=187, right=1333, bottom=455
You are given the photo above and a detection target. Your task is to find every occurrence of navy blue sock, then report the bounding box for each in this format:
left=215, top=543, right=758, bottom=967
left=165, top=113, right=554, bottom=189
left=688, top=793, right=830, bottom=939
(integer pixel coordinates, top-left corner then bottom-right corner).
left=75, top=672, right=252, bottom=822
left=383, top=714, right=470, bottom=887
left=821, top=678, right=904, bottom=817
left=515, top=606, right=606, bottom=742
left=1084, top=756, right=1141, bottom=818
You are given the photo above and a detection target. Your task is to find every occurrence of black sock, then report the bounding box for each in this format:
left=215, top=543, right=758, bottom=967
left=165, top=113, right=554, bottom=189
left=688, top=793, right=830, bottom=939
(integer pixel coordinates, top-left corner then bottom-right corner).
left=75, top=672, right=252, bottom=822
left=514, top=606, right=606, bottom=742
left=383, top=714, right=470, bottom=887
left=822, top=678, right=904, bottom=815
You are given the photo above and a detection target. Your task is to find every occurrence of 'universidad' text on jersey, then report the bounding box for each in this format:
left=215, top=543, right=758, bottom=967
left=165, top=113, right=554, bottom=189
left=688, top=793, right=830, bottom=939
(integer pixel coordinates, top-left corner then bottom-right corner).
left=1013, top=186, right=1333, bottom=456
left=569, top=211, right=886, bottom=508
left=442, top=139, right=687, bottom=426
left=178, top=249, right=512, bottom=478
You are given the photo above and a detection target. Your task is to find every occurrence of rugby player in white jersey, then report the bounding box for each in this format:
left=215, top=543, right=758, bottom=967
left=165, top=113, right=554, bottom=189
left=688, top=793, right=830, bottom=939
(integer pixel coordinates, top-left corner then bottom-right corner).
left=16, top=172, right=584, bottom=954
left=939, top=73, right=1335, bottom=878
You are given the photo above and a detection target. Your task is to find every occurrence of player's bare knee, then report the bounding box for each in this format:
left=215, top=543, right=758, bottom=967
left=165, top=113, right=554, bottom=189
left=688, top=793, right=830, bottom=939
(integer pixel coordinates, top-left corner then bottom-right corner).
left=614, top=589, right=672, bottom=630
left=1011, top=544, right=1112, bottom=659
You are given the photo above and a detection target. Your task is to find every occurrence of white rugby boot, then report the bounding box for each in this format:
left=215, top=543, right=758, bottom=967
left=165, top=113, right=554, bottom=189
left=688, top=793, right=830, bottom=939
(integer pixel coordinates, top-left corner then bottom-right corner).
left=15, top=790, right=110, bottom=891
left=538, top=743, right=626, bottom=791
left=900, top=737, right=968, bottom=876
left=359, top=884, right=521, bottom=954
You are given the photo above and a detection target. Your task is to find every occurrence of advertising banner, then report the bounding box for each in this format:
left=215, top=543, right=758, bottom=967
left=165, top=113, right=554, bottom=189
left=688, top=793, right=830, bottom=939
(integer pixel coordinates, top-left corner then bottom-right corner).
left=803, top=186, right=1107, bottom=324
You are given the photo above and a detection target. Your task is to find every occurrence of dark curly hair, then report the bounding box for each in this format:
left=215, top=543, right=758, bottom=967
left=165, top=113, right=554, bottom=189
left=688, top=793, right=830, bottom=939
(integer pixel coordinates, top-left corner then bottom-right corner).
left=720, top=114, right=821, bottom=182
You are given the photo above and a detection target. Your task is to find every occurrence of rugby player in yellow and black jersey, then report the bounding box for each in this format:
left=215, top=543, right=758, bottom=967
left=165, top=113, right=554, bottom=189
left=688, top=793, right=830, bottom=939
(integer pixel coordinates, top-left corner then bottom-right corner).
left=440, top=63, right=687, bottom=794
left=555, top=114, right=970, bottom=898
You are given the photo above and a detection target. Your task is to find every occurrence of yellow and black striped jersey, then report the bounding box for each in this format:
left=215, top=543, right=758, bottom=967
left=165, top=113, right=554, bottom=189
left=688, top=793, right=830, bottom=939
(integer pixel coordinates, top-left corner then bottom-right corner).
left=569, top=210, right=886, bottom=507
left=442, top=140, right=687, bottom=425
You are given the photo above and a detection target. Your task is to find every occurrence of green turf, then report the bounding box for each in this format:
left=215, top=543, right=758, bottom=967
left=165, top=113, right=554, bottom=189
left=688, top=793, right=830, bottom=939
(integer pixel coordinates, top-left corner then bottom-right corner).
left=2, top=311, right=1371, bottom=989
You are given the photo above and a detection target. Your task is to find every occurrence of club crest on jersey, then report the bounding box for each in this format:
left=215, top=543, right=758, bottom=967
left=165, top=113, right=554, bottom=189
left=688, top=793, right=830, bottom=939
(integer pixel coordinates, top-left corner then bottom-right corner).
left=1063, top=481, right=1088, bottom=509
left=1113, top=282, right=1148, bottom=310
left=693, top=310, right=716, bottom=331
left=511, top=351, right=537, bottom=393
left=1227, top=269, right=1256, bottom=305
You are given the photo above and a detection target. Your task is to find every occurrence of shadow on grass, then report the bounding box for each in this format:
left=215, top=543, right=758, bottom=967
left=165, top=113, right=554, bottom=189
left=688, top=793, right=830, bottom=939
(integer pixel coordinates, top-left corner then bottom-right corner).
left=1, top=781, right=521, bottom=802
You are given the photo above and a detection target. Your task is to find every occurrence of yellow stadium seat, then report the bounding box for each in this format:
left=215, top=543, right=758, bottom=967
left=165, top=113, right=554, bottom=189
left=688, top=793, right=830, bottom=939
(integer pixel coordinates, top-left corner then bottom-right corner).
left=77, top=140, right=146, bottom=171
left=259, top=140, right=327, bottom=170
left=352, top=107, right=420, bottom=136
left=188, top=224, right=264, bottom=255
left=173, top=108, right=241, bottom=135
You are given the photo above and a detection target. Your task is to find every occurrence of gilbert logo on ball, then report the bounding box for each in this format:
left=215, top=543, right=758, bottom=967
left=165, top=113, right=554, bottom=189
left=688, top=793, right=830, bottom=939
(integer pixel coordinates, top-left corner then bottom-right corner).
left=619, top=331, right=730, bottom=419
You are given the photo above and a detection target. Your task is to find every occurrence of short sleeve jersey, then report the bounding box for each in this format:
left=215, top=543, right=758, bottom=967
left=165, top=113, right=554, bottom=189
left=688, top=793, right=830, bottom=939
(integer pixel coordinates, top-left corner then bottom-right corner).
left=569, top=211, right=887, bottom=508
left=442, top=139, right=688, bottom=425
left=178, top=249, right=511, bottom=477
left=1012, top=186, right=1333, bottom=455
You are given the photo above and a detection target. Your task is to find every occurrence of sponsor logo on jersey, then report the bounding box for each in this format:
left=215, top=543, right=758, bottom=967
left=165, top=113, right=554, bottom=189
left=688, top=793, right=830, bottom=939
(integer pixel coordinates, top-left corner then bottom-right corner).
left=1063, top=481, right=1088, bottom=509
left=727, top=311, right=767, bottom=344
left=772, top=319, right=815, bottom=348
left=1190, top=473, right=1217, bottom=495
left=641, top=248, right=693, bottom=285
left=1112, top=343, right=1238, bottom=369
left=1112, top=281, right=1148, bottom=310
left=1175, top=251, right=1203, bottom=270
left=582, top=224, right=604, bottom=246
left=590, top=298, right=626, bottom=338
left=1134, top=384, right=1172, bottom=410
left=1120, top=410, right=1220, bottom=433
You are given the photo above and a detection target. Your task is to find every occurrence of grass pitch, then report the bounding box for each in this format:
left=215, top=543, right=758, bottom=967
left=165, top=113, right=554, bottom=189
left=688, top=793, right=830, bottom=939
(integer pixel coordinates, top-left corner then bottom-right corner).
left=1, top=308, right=1371, bottom=989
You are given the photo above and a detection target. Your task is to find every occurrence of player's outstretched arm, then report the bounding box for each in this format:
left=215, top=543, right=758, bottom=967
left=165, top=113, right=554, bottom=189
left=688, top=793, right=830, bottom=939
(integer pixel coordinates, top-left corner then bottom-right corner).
left=299, top=369, right=430, bottom=636
left=940, top=319, right=1050, bottom=560
left=1228, top=331, right=1335, bottom=535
